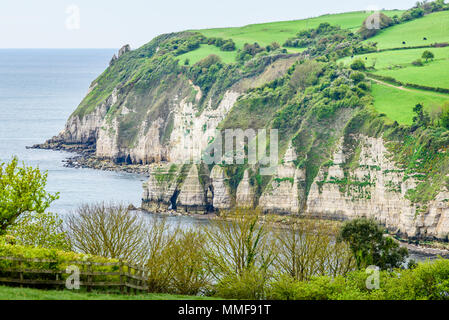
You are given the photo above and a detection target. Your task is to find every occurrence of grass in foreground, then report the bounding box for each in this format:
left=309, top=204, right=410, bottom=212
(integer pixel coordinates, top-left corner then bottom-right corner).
left=371, top=82, right=449, bottom=125
left=0, top=285, right=219, bottom=300
left=366, top=10, right=449, bottom=50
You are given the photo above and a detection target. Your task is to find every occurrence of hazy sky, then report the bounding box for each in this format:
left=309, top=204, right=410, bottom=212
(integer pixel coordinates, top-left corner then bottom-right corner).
left=1, top=0, right=419, bottom=49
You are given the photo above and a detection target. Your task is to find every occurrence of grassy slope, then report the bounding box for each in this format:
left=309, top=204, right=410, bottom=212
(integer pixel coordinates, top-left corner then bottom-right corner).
left=0, top=285, right=218, bottom=300
left=196, top=10, right=403, bottom=48
left=341, top=46, right=449, bottom=88
left=178, top=44, right=238, bottom=65
left=337, top=11, right=449, bottom=125
left=371, top=82, right=449, bottom=125
left=180, top=10, right=402, bottom=64
left=366, top=10, right=449, bottom=50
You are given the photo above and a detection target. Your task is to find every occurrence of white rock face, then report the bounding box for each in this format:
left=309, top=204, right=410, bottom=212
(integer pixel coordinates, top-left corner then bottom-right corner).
left=306, top=135, right=449, bottom=239
left=142, top=163, right=180, bottom=212
left=168, top=90, right=240, bottom=164
left=236, top=169, right=255, bottom=208
left=210, top=165, right=232, bottom=210
left=177, top=165, right=206, bottom=213
left=259, top=143, right=302, bottom=214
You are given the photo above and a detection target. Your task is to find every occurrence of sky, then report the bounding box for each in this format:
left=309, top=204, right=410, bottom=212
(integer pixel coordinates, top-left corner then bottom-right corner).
left=0, top=0, right=419, bottom=49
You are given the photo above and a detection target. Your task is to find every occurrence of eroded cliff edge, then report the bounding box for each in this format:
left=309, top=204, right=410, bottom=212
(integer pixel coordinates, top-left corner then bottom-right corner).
left=39, top=31, right=449, bottom=240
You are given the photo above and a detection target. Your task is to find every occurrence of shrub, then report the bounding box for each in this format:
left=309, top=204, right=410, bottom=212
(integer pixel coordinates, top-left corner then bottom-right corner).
left=6, top=211, right=69, bottom=251
left=440, top=102, right=449, bottom=129
left=203, top=208, right=276, bottom=280
left=144, top=217, right=179, bottom=293
left=338, top=218, right=408, bottom=270
left=350, top=71, right=365, bottom=83
left=412, top=59, right=424, bottom=66
left=289, top=60, right=323, bottom=91
left=274, top=219, right=355, bottom=281
left=168, top=230, right=211, bottom=295
left=350, top=59, right=366, bottom=71
left=221, top=40, right=236, bottom=51
left=65, top=203, right=149, bottom=264
left=215, top=267, right=268, bottom=299
left=358, top=13, right=394, bottom=39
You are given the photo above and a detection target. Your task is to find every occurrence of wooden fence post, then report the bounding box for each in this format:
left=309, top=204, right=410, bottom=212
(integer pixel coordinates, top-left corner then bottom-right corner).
left=18, top=259, right=23, bottom=288
left=87, top=262, right=92, bottom=292
left=119, top=262, right=124, bottom=294
left=127, top=264, right=132, bottom=295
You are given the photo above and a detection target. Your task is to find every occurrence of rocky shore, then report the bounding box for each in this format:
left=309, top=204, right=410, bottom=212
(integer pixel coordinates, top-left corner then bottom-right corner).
left=28, top=139, right=150, bottom=176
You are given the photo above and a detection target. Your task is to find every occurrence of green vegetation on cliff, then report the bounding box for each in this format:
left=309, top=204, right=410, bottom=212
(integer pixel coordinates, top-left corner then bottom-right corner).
left=64, top=1, right=449, bottom=209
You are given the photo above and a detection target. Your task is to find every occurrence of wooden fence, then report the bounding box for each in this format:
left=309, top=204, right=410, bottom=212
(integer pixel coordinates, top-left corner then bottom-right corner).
left=0, top=256, right=149, bottom=294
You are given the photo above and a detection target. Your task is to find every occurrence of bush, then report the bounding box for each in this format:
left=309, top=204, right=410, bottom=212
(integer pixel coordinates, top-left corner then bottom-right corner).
left=0, top=242, right=120, bottom=285
left=358, top=13, right=394, bottom=39
left=6, top=211, right=69, bottom=251
left=440, top=102, right=449, bottom=129
left=350, top=71, right=365, bottom=83
left=274, top=219, right=355, bottom=281
left=168, top=230, right=211, bottom=295
left=350, top=59, right=366, bottom=71
left=412, top=59, right=424, bottom=66
left=66, top=203, right=149, bottom=264
left=215, top=267, right=268, bottom=299
left=338, top=218, right=408, bottom=270
left=289, top=60, right=323, bottom=91
left=203, top=208, right=276, bottom=280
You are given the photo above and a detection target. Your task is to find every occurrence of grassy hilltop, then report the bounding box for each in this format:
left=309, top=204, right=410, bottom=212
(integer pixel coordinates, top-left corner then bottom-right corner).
left=179, top=7, right=449, bottom=125
left=180, top=10, right=403, bottom=64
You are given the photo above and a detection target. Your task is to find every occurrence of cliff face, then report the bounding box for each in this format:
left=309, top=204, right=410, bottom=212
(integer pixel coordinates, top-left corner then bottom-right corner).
left=46, top=31, right=449, bottom=239
left=141, top=134, right=449, bottom=239
left=306, top=135, right=449, bottom=239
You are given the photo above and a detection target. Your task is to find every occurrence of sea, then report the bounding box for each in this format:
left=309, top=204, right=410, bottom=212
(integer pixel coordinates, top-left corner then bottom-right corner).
left=0, top=49, right=146, bottom=214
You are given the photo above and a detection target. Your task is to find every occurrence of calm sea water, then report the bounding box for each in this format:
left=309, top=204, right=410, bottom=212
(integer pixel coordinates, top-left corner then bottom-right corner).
left=0, top=49, right=147, bottom=214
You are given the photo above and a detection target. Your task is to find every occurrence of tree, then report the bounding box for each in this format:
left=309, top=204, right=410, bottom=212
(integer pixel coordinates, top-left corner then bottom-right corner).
left=440, top=102, right=449, bottom=129
left=66, top=203, right=150, bottom=264
left=413, top=103, right=430, bottom=128
left=274, top=219, right=355, bottom=281
left=0, top=157, right=59, bottom=235
left=422, top=50, right=435, bottom=62
left=350, top=59, right=366, bottom=71
left=7, top=211, right=69, bottom=250
left=338, top=218, right=408, bottom=270
left=203, top=208, right=276, bottom=280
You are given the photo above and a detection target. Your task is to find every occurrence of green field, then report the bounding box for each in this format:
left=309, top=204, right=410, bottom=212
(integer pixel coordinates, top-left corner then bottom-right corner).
left=182, top=10, right=403, bottom=65
left=0, top=285, right=219, bottom=300
left=177, top=44, right=238, bottom=65
left=196, top=10, right=403, bottom=49
left=366, top=10, right=449, bottom=50
left=371, top=82, right=449, bottom=125
left=340, top=46, right=449, bottom=89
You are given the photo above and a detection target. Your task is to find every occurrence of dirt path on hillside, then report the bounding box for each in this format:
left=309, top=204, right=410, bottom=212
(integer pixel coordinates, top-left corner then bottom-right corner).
left=369, top=77, right=449, bottom=98
left=369, top=78, right=414, bottom=92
